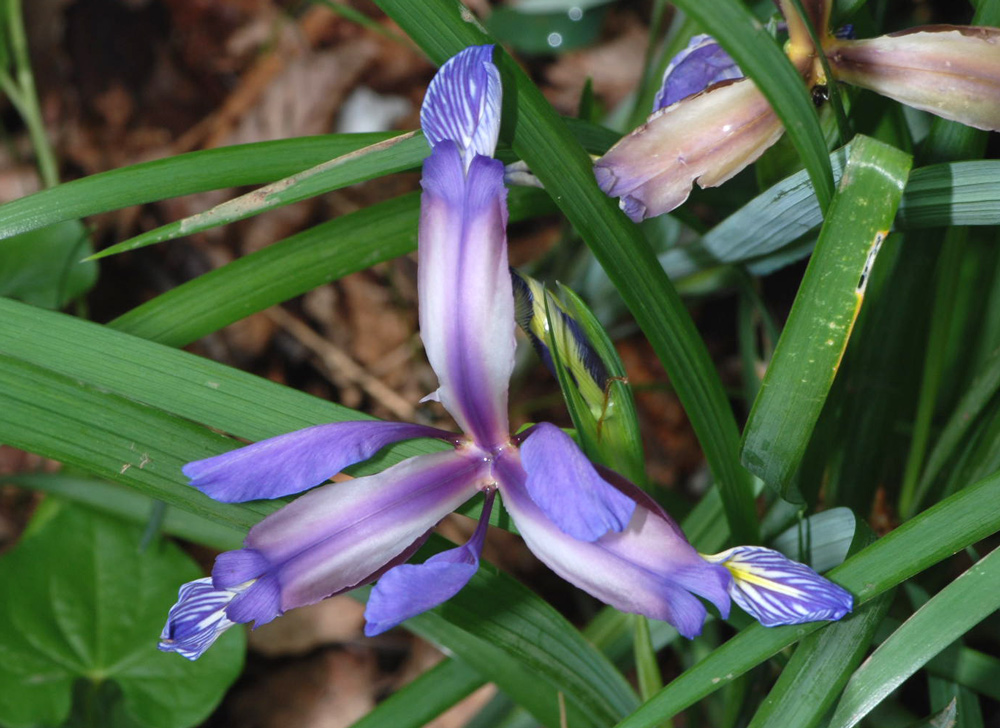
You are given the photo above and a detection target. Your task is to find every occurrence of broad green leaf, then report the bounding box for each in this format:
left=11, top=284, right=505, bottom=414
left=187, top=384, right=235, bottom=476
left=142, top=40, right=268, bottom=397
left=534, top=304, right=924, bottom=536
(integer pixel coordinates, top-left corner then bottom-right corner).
left=347, top=658, right=485, bottom=728
left=376, top=0, right=759, bottom=544
left=0, top=219, right=96, bottom=308
left=827, top=546, right=1000, bottom=728
left=741, top=135, right=912, bottom=495
left=91, top=132, right=428, bottom=260
left=0, top=499, right=244, bottom=728
left=110, top=188, right=553, bottom=348
left=613, top=468, right=1000, bottom=728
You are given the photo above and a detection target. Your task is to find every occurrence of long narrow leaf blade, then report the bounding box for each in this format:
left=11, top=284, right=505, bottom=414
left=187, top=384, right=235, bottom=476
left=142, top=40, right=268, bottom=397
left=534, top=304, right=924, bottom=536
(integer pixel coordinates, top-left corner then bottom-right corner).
left=828, top=547, right=1000, bottom=728
left=90, top=132, right=428, bottom=260
left=110, top=188, right=552, bottom=348
left=0, top=133, right=401, bottom=241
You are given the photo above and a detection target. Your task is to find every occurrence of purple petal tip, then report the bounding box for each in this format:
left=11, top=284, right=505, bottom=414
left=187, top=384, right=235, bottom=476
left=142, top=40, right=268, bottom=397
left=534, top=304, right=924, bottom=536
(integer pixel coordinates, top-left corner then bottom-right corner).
left=520, top=423, right=636, bottom=542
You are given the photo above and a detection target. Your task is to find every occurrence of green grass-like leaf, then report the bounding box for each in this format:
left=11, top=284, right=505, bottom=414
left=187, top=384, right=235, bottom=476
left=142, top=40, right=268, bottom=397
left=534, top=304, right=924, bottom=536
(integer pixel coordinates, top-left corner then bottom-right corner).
left=614, top=469, right=1000, bottom=727
left=827, top=546, right=1000, bottom=728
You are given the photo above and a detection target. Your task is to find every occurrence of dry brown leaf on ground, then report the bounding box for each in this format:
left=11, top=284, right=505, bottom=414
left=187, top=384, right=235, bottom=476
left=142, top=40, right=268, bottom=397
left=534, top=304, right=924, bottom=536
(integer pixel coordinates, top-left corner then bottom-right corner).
left=249, top=596, right=366, bottom=657
left=230, top=649, right=377, bottom=728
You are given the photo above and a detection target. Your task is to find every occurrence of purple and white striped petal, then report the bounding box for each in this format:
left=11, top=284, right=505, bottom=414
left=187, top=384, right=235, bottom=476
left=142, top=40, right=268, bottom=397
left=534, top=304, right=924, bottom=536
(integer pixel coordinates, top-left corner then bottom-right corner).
left=159, top=577, right=240, bottom=661
left=363, top=489, right=496, bottom=636
left=653, top=34, right=743, bottom=111
left=421, top=44, right=501, bottom=167
left=704, top=546, right=853, bottom=627
left=418, top=142, right=515, bottom=449
left=242, top=450, right=487, bottom=615
left=519, top=423, right=634, bottom=542
left=184, top=421, right=454, bottom=503
left=495, top=451, right=731, bottom=639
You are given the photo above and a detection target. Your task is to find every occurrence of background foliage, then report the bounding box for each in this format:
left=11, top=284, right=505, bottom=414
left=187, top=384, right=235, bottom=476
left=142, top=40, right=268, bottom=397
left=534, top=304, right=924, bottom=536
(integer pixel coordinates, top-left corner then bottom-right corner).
left=0, top=0, right=998, bottom=726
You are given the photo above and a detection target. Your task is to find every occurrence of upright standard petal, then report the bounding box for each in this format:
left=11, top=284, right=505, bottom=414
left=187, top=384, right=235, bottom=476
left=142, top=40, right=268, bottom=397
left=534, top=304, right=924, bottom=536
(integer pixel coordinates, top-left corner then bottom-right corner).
left=653, top=34, right=743, bottom=111
left=418, top=143, right=515, bottom=449
left=705, top=546, right=853, bottom=627
left=159, top=578, right=240, bottom=660
left=183, top=421, right=455, bottom=503
left=827, top=27, right=1000, bottom=132
left=519, top=423, right=634, bottom=542
left=421, top=44, right=502, bottom=166
left=363, top=489, right=496, bottom=636
left=238, top=450, right=487, bottom=617
left=595, top=77, right=785, bottom=221
left=495, top=451, right=730, bottom=639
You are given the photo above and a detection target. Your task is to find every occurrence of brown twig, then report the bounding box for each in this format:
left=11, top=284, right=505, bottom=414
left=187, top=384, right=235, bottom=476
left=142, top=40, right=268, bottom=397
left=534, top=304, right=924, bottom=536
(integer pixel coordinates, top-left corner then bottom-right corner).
left=265, top=306, right=417, bottom=422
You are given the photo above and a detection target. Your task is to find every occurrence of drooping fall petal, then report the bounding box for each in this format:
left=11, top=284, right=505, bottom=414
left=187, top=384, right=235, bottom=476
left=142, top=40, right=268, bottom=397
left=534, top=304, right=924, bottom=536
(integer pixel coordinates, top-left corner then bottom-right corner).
left=519, top=423, right=634, bottom=542
left=183, top=421, right=455, bottom=502
left=211, top=450, right=486, bottom=624
left=495, top=451, right=730, bottom=638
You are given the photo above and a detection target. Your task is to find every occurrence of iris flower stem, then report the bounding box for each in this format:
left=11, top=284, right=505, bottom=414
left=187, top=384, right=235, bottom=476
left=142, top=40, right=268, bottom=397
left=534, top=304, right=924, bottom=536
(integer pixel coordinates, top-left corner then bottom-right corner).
left=3, top=0, right=59, bottom=188
left=632, top=615, right=666, bottom=712
left=784, top=0, right=851, bottom=146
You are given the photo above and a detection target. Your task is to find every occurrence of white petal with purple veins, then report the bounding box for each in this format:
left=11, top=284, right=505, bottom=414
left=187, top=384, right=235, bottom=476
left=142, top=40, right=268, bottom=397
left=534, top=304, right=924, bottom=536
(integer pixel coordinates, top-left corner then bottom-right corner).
left=159, top=578, right=241, bottom=661
left=705, top=545, right=853, bottom=627
left=421, top=44, right=501, bottom=167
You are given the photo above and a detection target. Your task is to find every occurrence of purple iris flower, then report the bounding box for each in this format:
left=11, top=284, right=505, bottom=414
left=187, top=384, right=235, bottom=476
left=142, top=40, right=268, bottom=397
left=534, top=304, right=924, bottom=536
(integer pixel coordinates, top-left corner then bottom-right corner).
left=159, top=45, right=851, bottom=661
left=653, top=34, right=744, bottom=111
